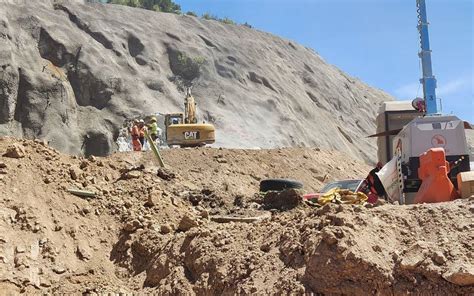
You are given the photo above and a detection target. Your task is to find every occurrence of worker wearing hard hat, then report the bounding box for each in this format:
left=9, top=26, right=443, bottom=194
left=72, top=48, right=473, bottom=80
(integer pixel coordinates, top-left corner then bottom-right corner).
left=148, top=117, right=159, bottom=141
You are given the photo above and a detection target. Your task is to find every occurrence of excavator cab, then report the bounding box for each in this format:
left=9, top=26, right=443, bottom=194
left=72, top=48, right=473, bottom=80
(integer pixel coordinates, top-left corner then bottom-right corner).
left=165, top=113, right=184, bottom=126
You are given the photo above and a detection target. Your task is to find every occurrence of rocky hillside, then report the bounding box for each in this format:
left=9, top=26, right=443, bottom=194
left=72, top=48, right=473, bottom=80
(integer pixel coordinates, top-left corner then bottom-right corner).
left=0, top=0, right=393, bottom=161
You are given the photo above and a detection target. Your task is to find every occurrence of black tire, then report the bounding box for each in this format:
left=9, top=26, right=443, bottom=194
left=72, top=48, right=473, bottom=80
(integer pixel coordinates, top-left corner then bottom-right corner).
left=259, top=178, right=304, bottom=192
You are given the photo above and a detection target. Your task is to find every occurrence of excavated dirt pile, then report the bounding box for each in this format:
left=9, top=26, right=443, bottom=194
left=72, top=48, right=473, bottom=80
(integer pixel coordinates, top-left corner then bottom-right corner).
left=0, top=137, right=473, bottom=294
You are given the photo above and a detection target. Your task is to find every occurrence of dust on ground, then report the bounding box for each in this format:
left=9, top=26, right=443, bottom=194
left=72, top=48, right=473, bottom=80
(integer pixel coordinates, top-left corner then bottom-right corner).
left=0, top=137, right=473, bottom=294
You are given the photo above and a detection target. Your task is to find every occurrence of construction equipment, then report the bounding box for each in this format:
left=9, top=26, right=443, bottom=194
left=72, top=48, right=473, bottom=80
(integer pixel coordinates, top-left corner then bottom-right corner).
left=374, top=0, right=471, bottom=204
left=164, top=89, right=215, bottom=147
left=414, top=148, right=459, bottom=203
left=374, top=101, right=421, bottom=165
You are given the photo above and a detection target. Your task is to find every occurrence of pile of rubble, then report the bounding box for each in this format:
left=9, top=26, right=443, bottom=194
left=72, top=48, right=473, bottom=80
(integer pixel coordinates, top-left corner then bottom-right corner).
left=0, top=137, right=472, bottom=294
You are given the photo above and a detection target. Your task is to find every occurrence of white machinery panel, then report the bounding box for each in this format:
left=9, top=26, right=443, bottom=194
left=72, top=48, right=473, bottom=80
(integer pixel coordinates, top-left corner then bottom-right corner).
left=393, top=116, right=469, bottom=161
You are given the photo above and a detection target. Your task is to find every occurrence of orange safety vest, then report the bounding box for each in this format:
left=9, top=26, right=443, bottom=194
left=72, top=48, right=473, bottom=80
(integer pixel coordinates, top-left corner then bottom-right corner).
left=131, top=125, right=140, bottom=139
left=139, top=126, right=146, bottom=138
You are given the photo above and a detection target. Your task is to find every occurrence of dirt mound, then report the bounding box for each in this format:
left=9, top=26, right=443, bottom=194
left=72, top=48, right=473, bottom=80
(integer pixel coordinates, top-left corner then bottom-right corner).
left=0, top=1, right=393, bottom=162
left=262, top=189, right=305, bottom=210
left=0, top=137, right=473, bottom=294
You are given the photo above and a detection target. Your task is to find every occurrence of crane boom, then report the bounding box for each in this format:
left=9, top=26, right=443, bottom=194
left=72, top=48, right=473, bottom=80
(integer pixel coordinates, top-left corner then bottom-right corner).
left=374, top=0, right=471, bottom=204
left=416, top=0, right=439, bottom=114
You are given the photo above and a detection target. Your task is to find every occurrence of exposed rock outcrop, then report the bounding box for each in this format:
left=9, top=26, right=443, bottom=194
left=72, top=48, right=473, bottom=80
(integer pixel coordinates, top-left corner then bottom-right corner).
left=0, top=1, right=393, bottom=160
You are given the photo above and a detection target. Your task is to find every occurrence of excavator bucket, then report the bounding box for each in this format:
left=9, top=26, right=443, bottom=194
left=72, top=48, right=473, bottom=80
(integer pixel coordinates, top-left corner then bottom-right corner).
left=414, top=148, right=459, bottom=204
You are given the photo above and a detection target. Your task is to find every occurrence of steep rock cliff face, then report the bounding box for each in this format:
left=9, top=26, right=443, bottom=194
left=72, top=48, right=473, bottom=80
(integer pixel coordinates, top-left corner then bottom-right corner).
left=0, top=1, right=393, bottom=160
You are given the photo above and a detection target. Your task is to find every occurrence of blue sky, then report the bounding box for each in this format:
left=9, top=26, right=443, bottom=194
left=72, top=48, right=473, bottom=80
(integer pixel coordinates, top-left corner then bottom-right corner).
left=178, top=0, right=473, bottom=122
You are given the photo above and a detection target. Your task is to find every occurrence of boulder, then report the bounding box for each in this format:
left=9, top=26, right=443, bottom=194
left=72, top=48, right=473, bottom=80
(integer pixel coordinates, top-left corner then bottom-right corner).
left=178, top=215, right=198, bottom=232
left=444, top=264, right=474, bottom=286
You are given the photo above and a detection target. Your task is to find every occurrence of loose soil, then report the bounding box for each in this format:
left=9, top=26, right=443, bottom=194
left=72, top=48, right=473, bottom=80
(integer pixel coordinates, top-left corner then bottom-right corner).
left=0, top=137, right=473, bottom=294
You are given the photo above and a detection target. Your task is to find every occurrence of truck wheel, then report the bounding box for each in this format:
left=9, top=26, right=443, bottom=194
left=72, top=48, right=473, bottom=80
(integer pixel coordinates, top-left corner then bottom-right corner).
left=259, top=179, right=303, bottom=192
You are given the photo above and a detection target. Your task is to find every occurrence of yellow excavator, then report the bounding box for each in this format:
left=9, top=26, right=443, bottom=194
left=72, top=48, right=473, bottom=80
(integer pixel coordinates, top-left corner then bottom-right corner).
left=164, top=89, right=215, bottom=147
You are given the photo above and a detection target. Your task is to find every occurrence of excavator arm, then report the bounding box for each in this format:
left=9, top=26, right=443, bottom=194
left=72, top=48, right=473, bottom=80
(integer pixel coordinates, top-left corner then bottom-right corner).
left=184, top=88, right=198, bottom=124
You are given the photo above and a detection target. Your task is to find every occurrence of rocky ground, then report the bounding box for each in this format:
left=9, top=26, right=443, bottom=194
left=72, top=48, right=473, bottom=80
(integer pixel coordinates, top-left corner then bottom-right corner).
left=0, top=137, right=473, bottom=294
left=0, top=0, right=393, bottom=162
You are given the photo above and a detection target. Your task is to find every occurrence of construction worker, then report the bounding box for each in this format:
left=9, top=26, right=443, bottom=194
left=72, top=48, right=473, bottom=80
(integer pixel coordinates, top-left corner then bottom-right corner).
left=365, top=162, right=386, bottom=203
left=148, top=117, right=159, bottom=141
left=138, top=119, right=147, bottom=149
left=130, top=119, right=142, bottom=151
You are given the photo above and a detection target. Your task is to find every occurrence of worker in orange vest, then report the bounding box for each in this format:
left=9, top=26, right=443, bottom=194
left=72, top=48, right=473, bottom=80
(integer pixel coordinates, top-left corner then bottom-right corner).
left=138, top=119, right=147, bottom=149
left=130, top=120, right=142, bottom=151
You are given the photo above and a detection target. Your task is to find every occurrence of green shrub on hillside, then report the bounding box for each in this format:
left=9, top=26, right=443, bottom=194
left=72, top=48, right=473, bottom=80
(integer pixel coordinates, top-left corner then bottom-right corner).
left=105, top=1, right=249, bottom=27
left=109, top=0, right=139, bottom=7
left=201, top=13, right=237, bottom=25
left=220, top=17, right=235, bottom=25
left=169, top=51, right=206, bottom=83
left=201, top=12, right=218, bottom=21
left=108, top=0, right=181, bottom=14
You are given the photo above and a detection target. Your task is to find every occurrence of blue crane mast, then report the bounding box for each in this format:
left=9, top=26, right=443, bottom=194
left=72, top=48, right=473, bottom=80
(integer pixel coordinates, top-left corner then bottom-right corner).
left=416, top=0, right=440, bottom=115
